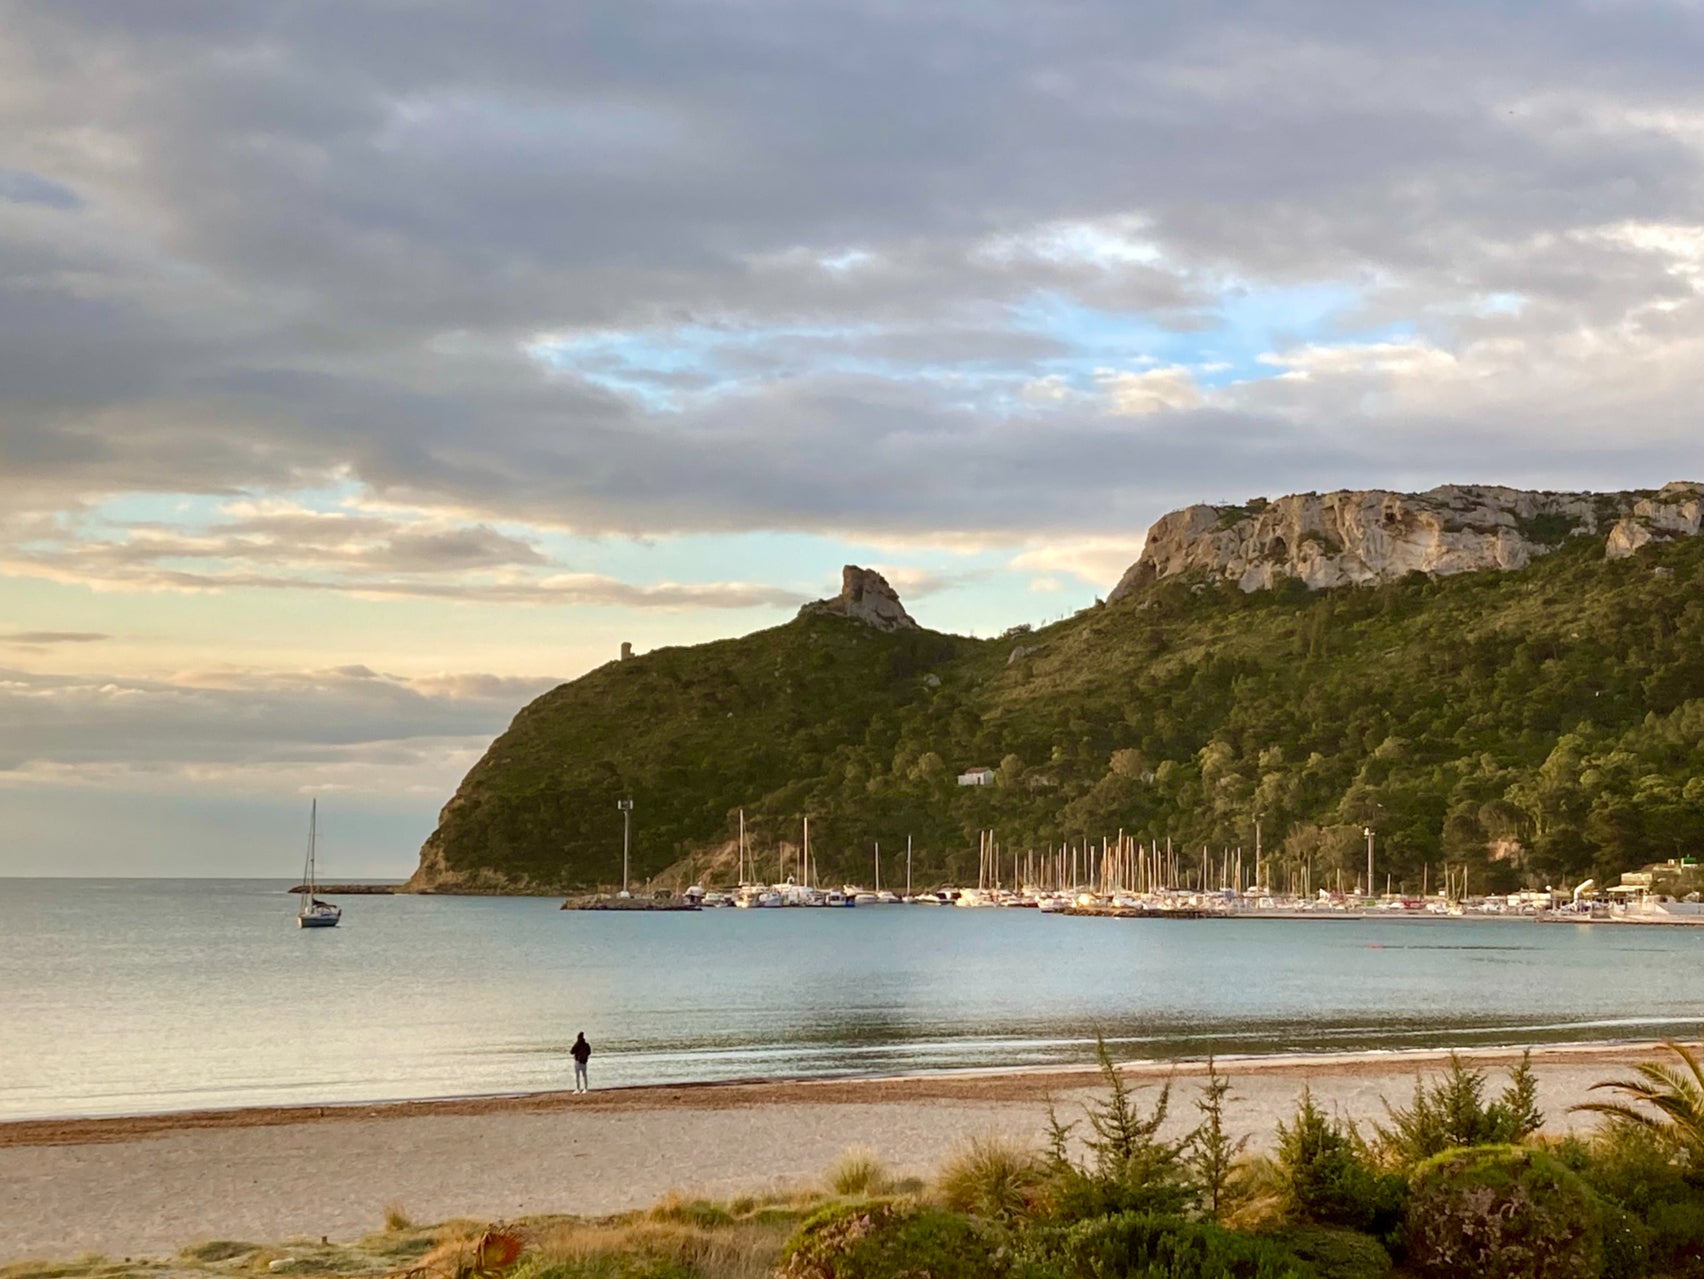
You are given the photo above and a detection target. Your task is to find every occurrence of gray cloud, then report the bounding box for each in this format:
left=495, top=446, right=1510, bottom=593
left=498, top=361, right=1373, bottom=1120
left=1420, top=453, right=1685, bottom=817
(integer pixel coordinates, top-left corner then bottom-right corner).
left=1, top=0, right=1702, bottom=559
left=0, top=664, right=563, bottom=775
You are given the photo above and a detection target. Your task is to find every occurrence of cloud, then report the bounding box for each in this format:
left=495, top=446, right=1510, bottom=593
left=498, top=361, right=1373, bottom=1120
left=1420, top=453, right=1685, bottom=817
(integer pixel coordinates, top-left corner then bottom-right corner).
left=0, top=663, right=563, bottom=786
left=0, top=0, right=1703, bottom=564
left=0, top=500, right=805, bottom=608
left=1095, top=365, right=1205, bottom=415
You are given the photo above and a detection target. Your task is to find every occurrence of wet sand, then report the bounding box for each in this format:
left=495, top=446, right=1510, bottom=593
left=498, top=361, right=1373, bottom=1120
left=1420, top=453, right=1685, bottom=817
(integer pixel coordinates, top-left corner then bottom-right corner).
left=0, top=1042, right=1670, bottom=1263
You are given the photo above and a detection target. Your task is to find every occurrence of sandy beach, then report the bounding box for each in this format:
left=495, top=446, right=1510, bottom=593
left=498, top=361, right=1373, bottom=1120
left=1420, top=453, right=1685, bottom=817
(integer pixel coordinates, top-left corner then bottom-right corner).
left=0, top=1042, right=1674, bottom=1263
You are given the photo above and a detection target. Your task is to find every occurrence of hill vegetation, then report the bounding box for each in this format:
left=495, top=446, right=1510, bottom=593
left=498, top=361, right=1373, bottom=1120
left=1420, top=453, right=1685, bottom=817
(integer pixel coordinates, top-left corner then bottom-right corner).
left=410, top=532, right=1704, bottom=895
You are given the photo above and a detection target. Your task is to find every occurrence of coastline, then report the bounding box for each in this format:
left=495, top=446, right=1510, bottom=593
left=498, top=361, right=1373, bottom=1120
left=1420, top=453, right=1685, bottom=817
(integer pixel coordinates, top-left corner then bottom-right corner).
left=0, top=1039, right=1682, bottom=1262
left=0, top=1038, right=1671, bottom=1148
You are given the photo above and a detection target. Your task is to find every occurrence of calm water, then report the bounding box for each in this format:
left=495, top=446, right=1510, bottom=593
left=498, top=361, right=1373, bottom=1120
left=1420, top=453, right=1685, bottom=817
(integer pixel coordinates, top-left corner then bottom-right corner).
left=3, top=878, right=1701, bottom=1121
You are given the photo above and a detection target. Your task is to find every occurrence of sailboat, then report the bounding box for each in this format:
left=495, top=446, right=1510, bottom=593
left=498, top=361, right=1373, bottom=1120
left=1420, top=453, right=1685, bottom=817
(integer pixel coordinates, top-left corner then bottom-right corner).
left=297, top=799, right=342, bottom=929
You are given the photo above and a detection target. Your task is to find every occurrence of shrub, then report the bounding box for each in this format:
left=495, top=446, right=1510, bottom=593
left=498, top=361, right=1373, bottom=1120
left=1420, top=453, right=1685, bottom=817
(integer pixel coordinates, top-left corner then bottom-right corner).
left=777, top=1200, right=1001, bottom=1279
left=1043, top=1038, right=1195, bottom=1221
left=1374, top=1052, right=1544, bottom=1167
left=1404, top=1145, right=1602, bottom=1279
left=1257, top=1226, right=1392, bottom=1279
left=936, top=1134, right=1048, bottom=1222
left=646, top=1194, right=737, bottom=1229
left=825, top=1148, right=893, bottom=1198
left=1186, top=1058, right=1249, bottom=1223
left=1274, top=1091, right=1403, bottom=1234
left=1013, top=1212, right=1314, bottom=1279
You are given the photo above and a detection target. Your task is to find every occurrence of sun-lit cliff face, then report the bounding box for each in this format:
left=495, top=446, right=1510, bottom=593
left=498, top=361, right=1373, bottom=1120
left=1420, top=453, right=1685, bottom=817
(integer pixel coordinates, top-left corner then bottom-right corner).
left=1109, top=482, right=1704, bottom=599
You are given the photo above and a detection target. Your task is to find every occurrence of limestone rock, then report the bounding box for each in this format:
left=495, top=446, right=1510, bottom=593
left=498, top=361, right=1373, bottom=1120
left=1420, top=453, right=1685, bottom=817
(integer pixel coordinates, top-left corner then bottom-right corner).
left=798, top=565, right=919, bottom=631
left=1605, top=481, right=1704, bottom=560
left=1109, top=482, right=1704, bottom=600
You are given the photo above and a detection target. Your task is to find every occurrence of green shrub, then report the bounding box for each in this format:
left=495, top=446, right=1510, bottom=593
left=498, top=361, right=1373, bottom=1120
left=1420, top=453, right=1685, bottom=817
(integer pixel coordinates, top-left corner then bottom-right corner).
left=1598, top=1201, right=1654, bottom=1279
left=1375, top=1052, right=1544, bottom=1167
left=1274, top=1091, right=1403, bottom=1234
left=777, top=1199, right=1001, bottom=1279
left=1258, top=1226, right=1392, bottom=1279
left=1044, top=1038, right=1195, bottom=1221
left=1642, top=1198, right=1704, bottom=1278
left=936, top=1134, right=1048, bottom=1222
left=1404, top=1145, right=1603, bottom=1279
left=1013, top=1212, right=1314, bottom=1278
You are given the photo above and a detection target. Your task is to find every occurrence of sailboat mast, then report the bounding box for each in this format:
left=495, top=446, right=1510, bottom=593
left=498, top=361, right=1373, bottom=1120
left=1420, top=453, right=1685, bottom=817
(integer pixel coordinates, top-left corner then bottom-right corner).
left=906, top=835, right=912, bottom=896
left=302, top=798, right=318, bottom=901
left=874, top=842, right=880, bottom=893
left=738, top=808, right=746, bottom=884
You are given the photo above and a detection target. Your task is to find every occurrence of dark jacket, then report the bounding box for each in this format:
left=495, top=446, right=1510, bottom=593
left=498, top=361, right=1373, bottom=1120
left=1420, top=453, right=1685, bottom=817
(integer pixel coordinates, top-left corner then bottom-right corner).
left=571, top=1035, right=591, bottom=1064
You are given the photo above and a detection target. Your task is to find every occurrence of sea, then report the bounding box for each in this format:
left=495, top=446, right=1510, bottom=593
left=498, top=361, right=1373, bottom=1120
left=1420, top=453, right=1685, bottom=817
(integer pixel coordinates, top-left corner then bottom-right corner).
left=3, top=877, right=1701, bottom=1122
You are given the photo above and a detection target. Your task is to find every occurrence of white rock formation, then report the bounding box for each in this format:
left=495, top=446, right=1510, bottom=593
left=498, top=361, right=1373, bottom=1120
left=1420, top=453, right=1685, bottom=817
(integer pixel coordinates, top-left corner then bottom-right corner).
left=798, top=565, right=919, bottom=631
left=1108, top=482, right=1704, bottom=600
left=1605, top=482, right=1704, bottom=560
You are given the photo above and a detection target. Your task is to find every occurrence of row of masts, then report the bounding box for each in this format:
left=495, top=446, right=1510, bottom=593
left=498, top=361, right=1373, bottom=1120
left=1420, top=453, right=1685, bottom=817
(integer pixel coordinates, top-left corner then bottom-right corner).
left=733, top=809, right=918, bottom=896
left=729, top=815, right=1475, bottom=901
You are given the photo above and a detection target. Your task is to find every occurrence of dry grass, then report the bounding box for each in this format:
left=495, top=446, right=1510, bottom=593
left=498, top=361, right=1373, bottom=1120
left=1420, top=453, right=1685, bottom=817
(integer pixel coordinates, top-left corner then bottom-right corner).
left=527, top=1217, right=789, bottom=1279
left=933, top=1134, right=1047, bottom=1222
left=382, top=1206, right=414, bottom=1233
left=823, top=1146, right=893, bottom=1197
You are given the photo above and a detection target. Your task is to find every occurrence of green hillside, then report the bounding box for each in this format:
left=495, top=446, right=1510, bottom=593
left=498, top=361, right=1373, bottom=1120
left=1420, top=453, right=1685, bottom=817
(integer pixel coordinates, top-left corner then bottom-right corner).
left=411, top=534, right=1704, bottom=894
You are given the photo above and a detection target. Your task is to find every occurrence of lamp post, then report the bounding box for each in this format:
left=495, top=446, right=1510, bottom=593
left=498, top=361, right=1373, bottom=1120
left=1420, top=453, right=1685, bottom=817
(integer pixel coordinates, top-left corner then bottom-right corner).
left=1363, top=825, right=1375, bottom=902
left=618, top=798, right=634, bottom=897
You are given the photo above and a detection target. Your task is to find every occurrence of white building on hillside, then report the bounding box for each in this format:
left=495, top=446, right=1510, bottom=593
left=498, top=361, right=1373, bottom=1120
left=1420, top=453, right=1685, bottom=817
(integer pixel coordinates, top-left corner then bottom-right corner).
left=957, top=766, right=996, bottom=787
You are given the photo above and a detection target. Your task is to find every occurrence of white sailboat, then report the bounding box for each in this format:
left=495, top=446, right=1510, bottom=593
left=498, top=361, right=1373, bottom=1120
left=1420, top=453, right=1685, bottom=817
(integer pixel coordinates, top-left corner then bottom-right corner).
left=296, top=799, right=341, bottom=929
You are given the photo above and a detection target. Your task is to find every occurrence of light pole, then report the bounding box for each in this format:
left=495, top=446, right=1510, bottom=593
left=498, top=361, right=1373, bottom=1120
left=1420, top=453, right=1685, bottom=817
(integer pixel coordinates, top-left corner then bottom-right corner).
left=1363, top=825, right=1375, bottom=902
left=618, top=798, right=634, bottom=897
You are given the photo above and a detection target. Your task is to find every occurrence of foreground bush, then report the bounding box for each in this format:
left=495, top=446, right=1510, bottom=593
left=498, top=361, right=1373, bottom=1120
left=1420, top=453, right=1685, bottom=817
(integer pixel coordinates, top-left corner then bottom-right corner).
left=777, top=1199, right=1001, bottom=1279
left=1014, top=1212, right=1313, bottom=1279
left=1273, top=1091, right=1403, bottom=1235
left=936, top=1134, right=1048, bottom=1222
left=1375, top=1052, right=1543, bottom=1166
left=825, top=1147, right=894, bottom=1198
left=1404, top=1145, right=1602, bottom=1279
left=1044, top=1039, right=1196, bottom=1221
left=1256, top=1225, right=1392, bottom=1279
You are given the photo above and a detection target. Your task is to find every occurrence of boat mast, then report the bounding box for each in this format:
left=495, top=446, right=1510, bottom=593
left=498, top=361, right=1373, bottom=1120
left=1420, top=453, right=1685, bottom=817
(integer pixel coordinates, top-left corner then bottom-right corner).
left=906, top=835, right=912, bottom=896
left=738, top=808, right=746, bottom=884
left=874, top=842, right=880, bottom=893
left=803, top=816, right=810, bottom=888
left=302, top=799, right=318, bottom=903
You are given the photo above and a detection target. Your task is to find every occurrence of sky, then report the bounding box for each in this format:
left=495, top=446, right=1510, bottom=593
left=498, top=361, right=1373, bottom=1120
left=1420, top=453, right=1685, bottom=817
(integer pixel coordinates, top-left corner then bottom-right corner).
left=4, top=1, right=1704, bottom=875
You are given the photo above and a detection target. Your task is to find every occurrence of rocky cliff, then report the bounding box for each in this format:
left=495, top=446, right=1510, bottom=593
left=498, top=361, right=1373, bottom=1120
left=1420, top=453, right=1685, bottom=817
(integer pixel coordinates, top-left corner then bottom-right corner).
left=1109, top=482, right=1704, bottom=600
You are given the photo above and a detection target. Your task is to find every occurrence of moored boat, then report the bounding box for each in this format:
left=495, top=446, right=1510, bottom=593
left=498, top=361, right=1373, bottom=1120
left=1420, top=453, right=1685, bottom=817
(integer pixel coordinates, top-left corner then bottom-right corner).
left=296, top=799, right=341, bottom=929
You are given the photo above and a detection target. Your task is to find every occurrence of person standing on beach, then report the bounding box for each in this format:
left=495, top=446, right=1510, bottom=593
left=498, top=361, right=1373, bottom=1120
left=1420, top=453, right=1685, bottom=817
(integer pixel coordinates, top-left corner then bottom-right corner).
left=571, top=1032, right=591, bottom=1092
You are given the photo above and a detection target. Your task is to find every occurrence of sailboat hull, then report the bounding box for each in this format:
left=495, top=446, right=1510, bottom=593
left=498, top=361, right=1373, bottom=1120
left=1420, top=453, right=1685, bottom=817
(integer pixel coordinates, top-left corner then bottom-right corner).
left=297, top=914, right=339, bottom=928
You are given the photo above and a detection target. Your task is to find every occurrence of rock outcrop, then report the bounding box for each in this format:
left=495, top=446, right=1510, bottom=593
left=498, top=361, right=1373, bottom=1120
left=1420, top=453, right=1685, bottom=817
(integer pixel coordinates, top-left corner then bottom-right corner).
left=798, top=565, right=918, bottom=631
left=1110, top=482, right=1704, bottom=600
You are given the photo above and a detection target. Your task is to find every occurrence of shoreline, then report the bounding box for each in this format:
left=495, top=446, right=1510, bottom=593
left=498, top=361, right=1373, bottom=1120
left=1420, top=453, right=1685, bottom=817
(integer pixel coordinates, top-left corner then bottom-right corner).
left=1, top=1038, right=1682, bottom=1264
left=0, top=1037, right=1675, bottom=1149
